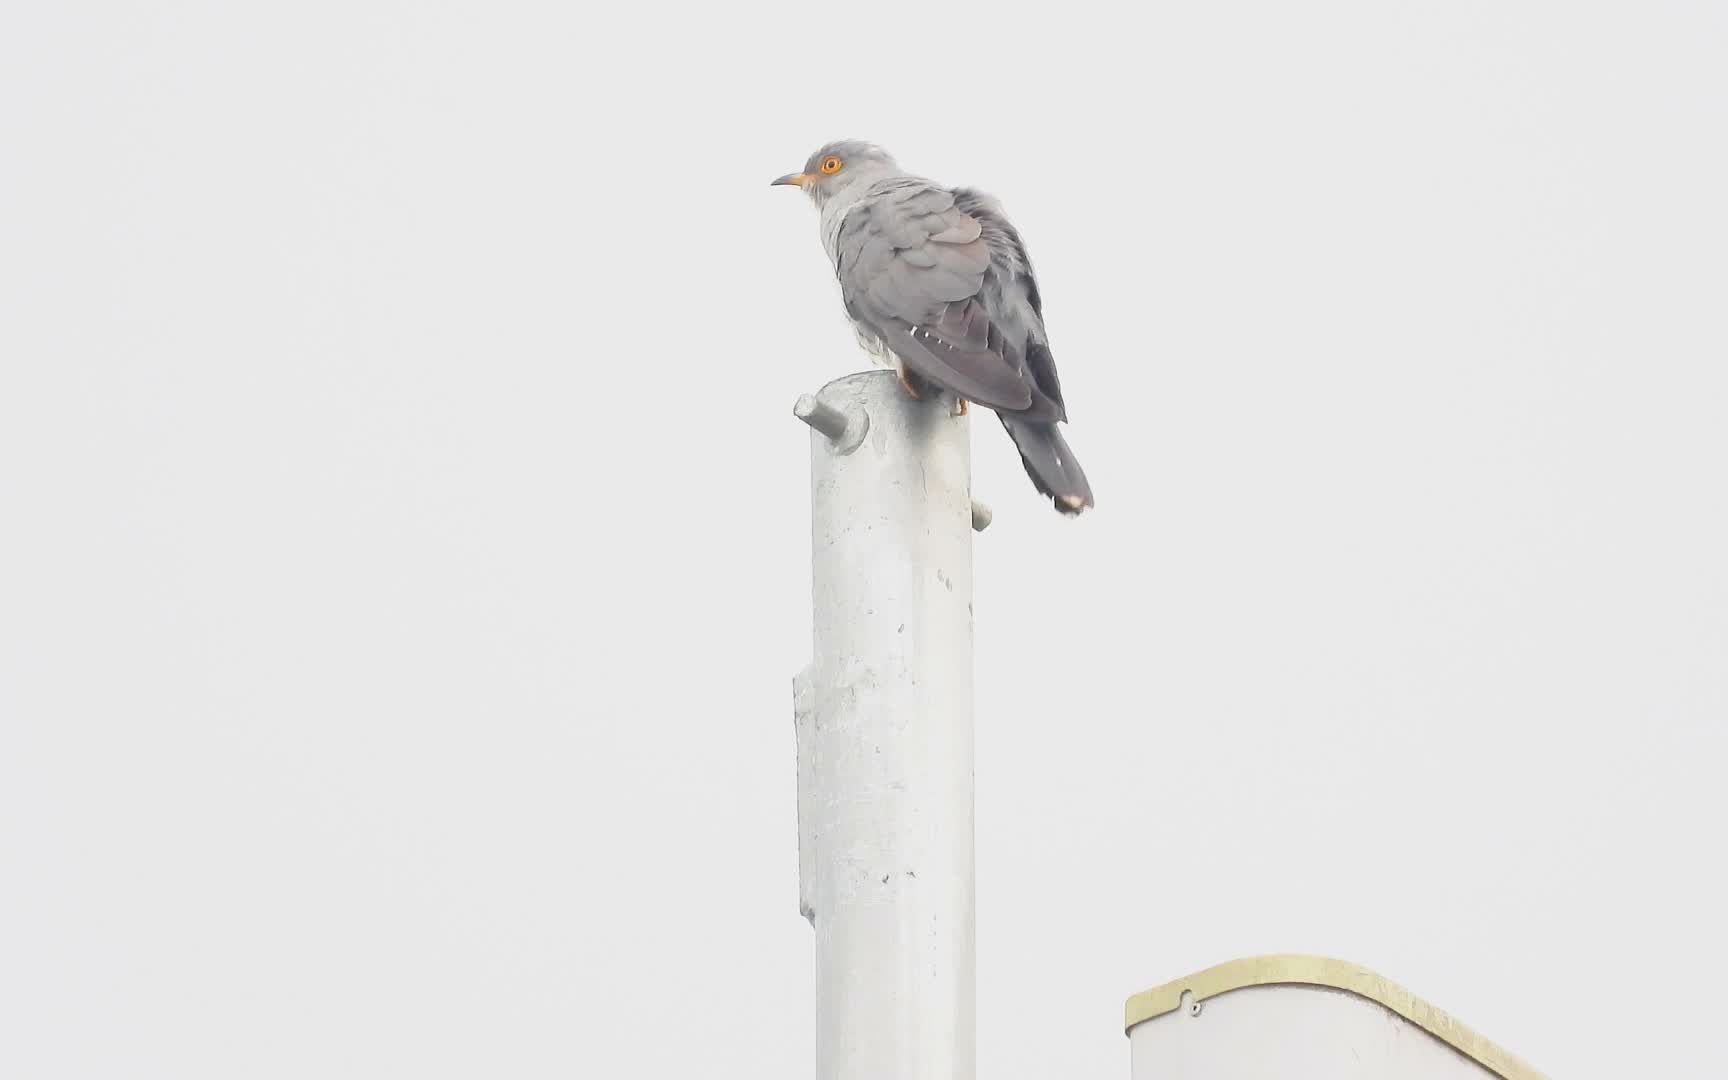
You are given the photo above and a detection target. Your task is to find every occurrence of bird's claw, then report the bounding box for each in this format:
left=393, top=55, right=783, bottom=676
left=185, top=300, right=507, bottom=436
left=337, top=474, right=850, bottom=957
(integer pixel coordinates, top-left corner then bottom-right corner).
left=950, top=397, right=969, bottom=417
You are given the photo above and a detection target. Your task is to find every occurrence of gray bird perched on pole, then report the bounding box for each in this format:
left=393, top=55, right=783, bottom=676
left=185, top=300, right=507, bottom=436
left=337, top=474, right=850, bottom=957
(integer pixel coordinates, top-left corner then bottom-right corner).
left=773, top=141, right=1094, bottom=515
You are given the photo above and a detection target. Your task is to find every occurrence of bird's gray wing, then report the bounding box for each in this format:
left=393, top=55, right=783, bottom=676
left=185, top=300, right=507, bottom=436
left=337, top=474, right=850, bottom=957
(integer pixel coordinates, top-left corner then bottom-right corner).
left=835, top=178, right=1036, bottom=411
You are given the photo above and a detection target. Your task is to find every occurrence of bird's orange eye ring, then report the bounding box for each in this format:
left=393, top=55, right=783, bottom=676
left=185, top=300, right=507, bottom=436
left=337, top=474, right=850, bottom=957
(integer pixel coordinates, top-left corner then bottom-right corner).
left=820, top=156, right=843, bottom=175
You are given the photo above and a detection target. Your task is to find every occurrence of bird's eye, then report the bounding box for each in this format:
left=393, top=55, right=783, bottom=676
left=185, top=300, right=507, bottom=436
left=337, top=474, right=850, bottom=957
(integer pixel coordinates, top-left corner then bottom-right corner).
left=821, top=157, right=843, bottom=175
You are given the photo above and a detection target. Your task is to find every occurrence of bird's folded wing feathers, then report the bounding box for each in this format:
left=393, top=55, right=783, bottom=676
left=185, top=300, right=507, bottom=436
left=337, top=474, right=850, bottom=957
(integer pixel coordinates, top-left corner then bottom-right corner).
left=835, top=178, right=1035, bottom=410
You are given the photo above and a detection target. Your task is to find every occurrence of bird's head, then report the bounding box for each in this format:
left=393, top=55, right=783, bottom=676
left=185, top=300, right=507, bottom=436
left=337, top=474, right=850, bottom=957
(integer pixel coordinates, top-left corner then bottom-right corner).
left=771, top=140, right=899, bottom=207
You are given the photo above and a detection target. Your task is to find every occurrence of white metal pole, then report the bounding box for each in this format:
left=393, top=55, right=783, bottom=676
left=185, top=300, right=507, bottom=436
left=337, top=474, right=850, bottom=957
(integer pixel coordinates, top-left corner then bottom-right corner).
left=793, top=369, right=982, bottom=1080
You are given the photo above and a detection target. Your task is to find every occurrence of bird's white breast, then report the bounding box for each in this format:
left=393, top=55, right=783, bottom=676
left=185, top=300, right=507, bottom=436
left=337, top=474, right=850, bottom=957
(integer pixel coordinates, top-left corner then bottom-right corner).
left=818, top=199, right=851, bottom=267
left=816, top=185, right=897, bottom=370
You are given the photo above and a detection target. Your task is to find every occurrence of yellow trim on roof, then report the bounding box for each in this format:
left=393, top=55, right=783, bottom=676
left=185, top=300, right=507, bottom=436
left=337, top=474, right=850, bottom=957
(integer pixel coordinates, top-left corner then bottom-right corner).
left=1123, top=955, right=1546, bottom=1080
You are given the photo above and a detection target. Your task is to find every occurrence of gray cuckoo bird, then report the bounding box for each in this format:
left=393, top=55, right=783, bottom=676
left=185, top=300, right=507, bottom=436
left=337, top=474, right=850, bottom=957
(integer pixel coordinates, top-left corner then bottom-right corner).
left=773, top=140, right=1094, bottom=515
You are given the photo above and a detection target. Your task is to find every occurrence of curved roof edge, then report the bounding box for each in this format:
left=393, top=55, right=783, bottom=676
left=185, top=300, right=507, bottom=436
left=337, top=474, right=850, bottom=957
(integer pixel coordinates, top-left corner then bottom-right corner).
left=1123, top=954, right=1547, bottom=1080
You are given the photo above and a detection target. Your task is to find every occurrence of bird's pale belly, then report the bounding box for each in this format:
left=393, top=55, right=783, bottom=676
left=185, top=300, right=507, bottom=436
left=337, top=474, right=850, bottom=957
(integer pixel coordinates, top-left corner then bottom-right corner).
left=846, top=315, right=900, bottom=369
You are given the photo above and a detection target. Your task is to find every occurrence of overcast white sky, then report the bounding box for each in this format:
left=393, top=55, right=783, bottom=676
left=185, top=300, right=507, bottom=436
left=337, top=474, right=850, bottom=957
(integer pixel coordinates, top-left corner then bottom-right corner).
left=2, top=2, right=1725, bottom=1077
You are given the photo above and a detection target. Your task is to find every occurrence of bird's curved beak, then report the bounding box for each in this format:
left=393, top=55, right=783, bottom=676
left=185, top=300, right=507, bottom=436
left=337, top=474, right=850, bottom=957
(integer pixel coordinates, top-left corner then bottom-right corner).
left=771, top=173, right=811, bottom=189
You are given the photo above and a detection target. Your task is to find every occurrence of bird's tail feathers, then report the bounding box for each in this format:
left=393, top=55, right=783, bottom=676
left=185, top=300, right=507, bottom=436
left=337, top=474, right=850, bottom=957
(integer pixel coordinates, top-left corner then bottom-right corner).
left=1000, top=416, right=1094, bottom=515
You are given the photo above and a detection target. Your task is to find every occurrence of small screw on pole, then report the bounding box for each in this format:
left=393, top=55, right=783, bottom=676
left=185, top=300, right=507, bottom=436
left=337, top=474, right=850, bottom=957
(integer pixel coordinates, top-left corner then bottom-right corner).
left=969, top=500, right=992, bottom=533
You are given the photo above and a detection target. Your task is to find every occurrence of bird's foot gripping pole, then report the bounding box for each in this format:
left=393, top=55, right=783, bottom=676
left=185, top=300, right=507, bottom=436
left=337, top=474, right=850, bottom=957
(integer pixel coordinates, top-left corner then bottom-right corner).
left=894, top=361, right=923, bottom=401
left=896, top=361, right=968, bottom=418
left=791, top=370, right=982, bottom=1080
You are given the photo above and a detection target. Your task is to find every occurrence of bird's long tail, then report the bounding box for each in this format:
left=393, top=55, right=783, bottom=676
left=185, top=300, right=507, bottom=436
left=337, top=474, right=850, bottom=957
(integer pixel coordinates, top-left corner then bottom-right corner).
left=1000, top=416, right=1094, bottom=515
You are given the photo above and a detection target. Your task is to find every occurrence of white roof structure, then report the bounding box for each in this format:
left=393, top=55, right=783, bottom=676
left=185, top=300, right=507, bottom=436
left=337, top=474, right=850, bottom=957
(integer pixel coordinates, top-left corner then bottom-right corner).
left=1125, top=955, right=1547, bottom=1080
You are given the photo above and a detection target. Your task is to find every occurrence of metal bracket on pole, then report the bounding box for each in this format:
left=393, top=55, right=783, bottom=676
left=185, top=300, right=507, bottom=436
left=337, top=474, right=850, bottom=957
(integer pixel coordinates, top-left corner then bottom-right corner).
left=792, top=370, right=978, bottom=1080
left=794, top=393, right=869, bottom=454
